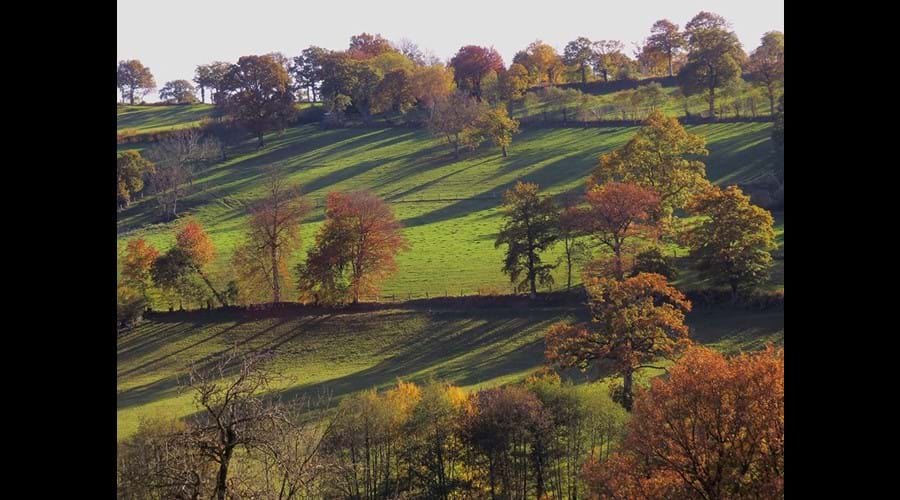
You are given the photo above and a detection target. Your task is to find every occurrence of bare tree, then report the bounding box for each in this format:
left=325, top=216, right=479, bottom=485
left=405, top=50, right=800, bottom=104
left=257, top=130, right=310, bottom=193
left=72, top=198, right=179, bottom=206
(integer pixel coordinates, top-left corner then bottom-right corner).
left=146, top=129, right=218, bottom=219
left=117, top=417, right=212, bottom=500
left=186, top=352, right=286, bottom=500
left=232, top=166, right=310, bottom=304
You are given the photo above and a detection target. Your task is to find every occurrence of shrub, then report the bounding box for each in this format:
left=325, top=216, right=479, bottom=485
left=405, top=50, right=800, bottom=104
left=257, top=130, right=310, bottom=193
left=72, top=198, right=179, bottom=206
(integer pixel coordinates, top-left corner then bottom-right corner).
left=631, top=247, right=678, bottom=280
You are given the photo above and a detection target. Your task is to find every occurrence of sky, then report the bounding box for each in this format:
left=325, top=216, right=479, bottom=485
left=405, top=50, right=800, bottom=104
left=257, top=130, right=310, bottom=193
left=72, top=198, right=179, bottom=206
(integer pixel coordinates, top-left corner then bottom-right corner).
left=118, top=0, right=783, bottom=102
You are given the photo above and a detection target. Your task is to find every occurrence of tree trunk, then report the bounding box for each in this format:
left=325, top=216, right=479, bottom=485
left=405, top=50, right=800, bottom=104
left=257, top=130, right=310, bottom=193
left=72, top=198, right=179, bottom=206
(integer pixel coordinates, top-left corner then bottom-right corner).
left=581, top=64, right=588, bottom=85
left=708, top=86, right=716, bottom=119
left=129, top=87, right=135, bottom=105
left=667, top=49, right=674, bottom=77
left=768, top=87, right=776, bottom=117
left=197, top=268, right=226, bottom=306
left=257, top=132, right=265, bottom=149
left=215, top=445, right=235, bottom=500
left=200, top=86, right=206, bottom=104
left=613, top=245, right=624, bottom=281
left=622, top=367, right=634, bottom=411
left=501, top=145, right=507, bottom=157
left=529, top=249, right=537, bottom=299
left=271, top=242, right=280, bottom=303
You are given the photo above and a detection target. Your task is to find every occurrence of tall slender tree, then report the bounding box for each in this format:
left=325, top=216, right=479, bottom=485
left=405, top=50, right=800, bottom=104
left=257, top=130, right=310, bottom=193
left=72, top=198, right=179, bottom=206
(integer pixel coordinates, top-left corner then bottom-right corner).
left=495, top=181, right=559, bottom=299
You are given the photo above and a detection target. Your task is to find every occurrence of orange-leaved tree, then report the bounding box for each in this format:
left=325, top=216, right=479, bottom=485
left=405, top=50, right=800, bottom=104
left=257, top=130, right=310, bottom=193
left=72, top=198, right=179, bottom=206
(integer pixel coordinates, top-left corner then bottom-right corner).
left=175, top=220, right=225, bottom=306
left=590, top=110, right=708, bottom=222
left=583, top=345, right=784, bottom=499
left=583, top=181, right=660, bottom=280
left=545, top=273, right=691, bottom=411
left=121, top=238, right=160, bottom=296
left=232, top=167, right=309, bottom=304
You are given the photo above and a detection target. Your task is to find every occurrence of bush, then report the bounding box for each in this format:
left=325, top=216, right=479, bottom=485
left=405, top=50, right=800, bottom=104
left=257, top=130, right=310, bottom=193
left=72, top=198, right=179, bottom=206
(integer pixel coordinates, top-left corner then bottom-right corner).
left=290, top=105, right=326, bottom=124
left=117, top=284, right=147, bottom=328
left=631, top=247, right=678, bottom=280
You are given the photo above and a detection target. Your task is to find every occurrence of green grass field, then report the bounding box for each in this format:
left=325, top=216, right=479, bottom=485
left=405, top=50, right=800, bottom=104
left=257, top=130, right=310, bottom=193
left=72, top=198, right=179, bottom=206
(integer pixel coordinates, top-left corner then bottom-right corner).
left=117, top=303, right=784, bottom=441
left=117, top=117, right=781, bottom=301
left=117, top=104, right=216, bottom=134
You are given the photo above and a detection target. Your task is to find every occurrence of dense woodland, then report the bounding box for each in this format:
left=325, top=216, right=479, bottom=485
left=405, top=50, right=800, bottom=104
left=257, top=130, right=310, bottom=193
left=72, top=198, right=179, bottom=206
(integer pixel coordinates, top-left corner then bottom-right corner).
left=117, top=10, right=783, bottom=499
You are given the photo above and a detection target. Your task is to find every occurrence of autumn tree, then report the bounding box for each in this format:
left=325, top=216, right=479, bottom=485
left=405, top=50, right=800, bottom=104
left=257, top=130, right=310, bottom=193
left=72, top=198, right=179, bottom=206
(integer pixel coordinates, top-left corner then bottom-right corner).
left=499, top=63, right=531, bottom=101
left=679, top=11, right=746, bottom=119
left=121, top=238, right=160, bottom=297
left=495, top=181, right=559, bottom=299
left=591, top=40, right=625, bottom=82
left=158, top=79, right=198, bottom=104
left=117, top=59, right=156, bottom=104
left=519, top=40, right=563, bottom=86
left=176, top=220, right=226, bottom=306
left=564, top=37, right=595, bottom=84
left=117, top=150, right=155, bottom=208
left=231, top=168, right=309, bottom=304
left=347, top=32, right=394, bottom=60
left=591, top=110, right=709, bottom=222
left=299, top=191, right=408, bottom=304
left=478, top=105, right=520, bottom=157
left=427, top=91, right=488, bottom=158
left=643, top=20, right=685, bottom=77
left=583, top=182, right=660, bottom=280
left=748, top=31, right=784, bottom=115
left=409, top=63, right=455, bottom=115
left=545, top=273, right=692, bottom=411
left=371, top=67, right=416, bottom=114
left=584, top=346, right=784, bottom=499
left=220, top=55, right=295, bottom=147
left=683, top=185, right=776, bottom=298
left=449, top=45, right=504, bottom=100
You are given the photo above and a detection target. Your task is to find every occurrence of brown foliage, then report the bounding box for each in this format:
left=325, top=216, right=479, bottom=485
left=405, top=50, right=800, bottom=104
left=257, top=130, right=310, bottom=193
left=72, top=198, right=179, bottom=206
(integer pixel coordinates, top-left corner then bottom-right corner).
left=584, top=346, right=784, bottom=499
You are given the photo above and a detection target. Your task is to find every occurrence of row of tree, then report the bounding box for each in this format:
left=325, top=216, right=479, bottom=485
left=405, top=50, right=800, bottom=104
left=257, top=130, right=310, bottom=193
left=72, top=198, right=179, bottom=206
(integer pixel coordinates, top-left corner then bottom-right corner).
left=118, top=168, right=409, bottom=324
left=118, top=109, right=778, bottom=324
left=495, top=110, right=776, bottom=302
left=117, top=343, right=783, bottom=499
left=117, top=11, right=783, bottom=123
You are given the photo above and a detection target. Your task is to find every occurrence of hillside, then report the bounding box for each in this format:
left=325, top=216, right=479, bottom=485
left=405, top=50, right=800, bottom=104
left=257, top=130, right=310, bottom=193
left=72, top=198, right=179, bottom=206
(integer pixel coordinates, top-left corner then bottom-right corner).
left=117, top=117, right=781, bottom=300
left=117, top=302, right=784, bottom=440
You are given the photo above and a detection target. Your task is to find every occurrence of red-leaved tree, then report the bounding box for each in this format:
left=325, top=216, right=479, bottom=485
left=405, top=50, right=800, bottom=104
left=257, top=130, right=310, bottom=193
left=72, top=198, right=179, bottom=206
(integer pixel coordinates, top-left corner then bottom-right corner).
left=299, top=192, right=409, bottom=304
left=449, top=46, right=504, bottom=100
left=583, top=182, right=660, bottom=280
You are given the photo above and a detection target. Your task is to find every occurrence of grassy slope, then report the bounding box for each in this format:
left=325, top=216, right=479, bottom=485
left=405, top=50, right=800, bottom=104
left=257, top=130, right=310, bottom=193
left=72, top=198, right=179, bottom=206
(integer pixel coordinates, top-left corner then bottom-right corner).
left=117, top=104, right=216, bottom=134
left=117, top=122, right=780, bottom=300
left=117, top=303, right=784, bottom=440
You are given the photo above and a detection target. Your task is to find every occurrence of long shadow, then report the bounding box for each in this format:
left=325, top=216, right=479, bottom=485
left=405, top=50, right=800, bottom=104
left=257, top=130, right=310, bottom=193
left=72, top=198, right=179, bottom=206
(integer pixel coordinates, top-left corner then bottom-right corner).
left=400, top=153, right=598, bottom=228
left=118, top=374, right=186, bottom=410
left=117, top=321, right=245, bottom=378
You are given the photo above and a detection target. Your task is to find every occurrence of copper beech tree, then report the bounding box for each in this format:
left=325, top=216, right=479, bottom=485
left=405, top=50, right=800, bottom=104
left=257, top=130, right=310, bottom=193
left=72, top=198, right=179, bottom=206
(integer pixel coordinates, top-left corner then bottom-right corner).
left=583, top=346, right=784, bottom=499
left=449, top=45, right=504, bottom=100
left=231, top=168, right=310, bottom=304
left=583, top=182, right=660, bottom=280
left=545, top=273, right=692, bottom=411
left=298, top=191, right=408, bottom=304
